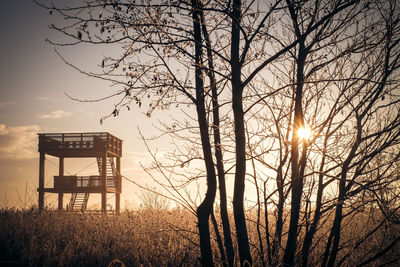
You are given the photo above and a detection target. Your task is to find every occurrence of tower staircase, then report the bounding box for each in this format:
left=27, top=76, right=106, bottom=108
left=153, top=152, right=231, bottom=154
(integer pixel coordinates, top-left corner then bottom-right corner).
left=68, top=178, right=92, bottom=211
left=67, top=157, right=116, bottom=211
left=96, top=156, right=116, bottom=188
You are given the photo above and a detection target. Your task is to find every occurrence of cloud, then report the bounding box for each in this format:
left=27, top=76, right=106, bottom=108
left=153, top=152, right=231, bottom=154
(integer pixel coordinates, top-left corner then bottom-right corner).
left=122, top=151, right=153, bottom=171
left=35, top=96, right=61, bottom=102
left=0, top=124, right=40, bottom=159
left=0, top=102, right=14, bottom=110
left=35, top=96, right=51, bottom=101
left=37, top=110, right=71, bottom=119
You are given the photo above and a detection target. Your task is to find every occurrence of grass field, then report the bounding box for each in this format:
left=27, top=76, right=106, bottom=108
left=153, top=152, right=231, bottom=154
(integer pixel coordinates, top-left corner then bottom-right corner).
left=1, top=208, right=399, bottom=266
left=0, top=209, right=200, bottom=266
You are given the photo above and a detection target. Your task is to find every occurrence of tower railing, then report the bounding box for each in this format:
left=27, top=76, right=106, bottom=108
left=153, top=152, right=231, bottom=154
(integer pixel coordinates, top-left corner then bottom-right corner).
left=38, top=132, right=122, bottom=156
left=54, top=175, right=103, bottom=189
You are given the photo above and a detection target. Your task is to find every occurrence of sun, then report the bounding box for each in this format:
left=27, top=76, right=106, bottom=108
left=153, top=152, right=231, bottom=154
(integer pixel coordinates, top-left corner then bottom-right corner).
left=297, top=126, right=313, bottom=141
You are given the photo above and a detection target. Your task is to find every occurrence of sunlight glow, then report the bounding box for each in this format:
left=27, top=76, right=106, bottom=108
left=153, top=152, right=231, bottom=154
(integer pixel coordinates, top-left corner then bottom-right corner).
left=297, top=126, right=313, bottom=141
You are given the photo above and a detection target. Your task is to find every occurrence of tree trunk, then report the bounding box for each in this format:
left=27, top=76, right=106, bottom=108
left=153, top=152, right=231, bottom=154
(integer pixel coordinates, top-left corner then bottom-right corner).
left=211, top=211, right=227, bottom=266
left=272, top=111, right=292, bottom=263
left=231, top=0, right=252, bottom=265
left=199, top=6, right=235, bottom=266
left=323, top=118, right=361, bottom=267
left=283, top=37, right=307, bottom=266
left=272, top=164, right=285, bottom=262
left=301, top=149, right=326, bottom=266
left=192, top=0, right=217, bottom=265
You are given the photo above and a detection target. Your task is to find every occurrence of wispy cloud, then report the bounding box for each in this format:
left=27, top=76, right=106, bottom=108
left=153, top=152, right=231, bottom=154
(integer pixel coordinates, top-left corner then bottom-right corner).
left=35, top=96, right=50, bottom=101
left=122, top=151, right=155, bottom=174
left=37, top=110, right=71, bottom=119
left=0, top=102, right=14, bottom=110
left=0, top=124, right=40, bottom=159
left=35, top=96, right=59, bottom=101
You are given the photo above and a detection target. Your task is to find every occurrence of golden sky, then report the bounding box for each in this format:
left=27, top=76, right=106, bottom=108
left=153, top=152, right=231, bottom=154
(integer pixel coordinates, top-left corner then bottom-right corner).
left=0, top=1, right=166, bottom=209
left=0, top=1, right=273, bottom=211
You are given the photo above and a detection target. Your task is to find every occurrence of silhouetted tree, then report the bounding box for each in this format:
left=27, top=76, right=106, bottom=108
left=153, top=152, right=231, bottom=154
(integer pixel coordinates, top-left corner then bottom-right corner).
left=37, top=0, right=400, bottom=266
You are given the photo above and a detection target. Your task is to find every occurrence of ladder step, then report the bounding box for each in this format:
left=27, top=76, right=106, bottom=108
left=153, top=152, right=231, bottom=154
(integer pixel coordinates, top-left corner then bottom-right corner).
left=69, top=191, right=90, bottom=211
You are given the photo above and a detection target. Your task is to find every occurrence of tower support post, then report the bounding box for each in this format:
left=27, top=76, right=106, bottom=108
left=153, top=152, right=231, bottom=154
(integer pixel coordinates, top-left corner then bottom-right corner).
left=58, top=157, right=64, bottom=211
left=116, top=192, right=120, bottom=214
left=101, top=153, right=107, bottom=213
left=116, top=157, right=121, bottom=213
left=38, top=152, right=45, bottom=211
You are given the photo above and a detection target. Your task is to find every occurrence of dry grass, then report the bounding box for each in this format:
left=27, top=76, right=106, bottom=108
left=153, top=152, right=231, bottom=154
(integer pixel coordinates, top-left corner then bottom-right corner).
left=1, top=208, right=399, bottom=266
left=0, top=208, right=199, bottom=266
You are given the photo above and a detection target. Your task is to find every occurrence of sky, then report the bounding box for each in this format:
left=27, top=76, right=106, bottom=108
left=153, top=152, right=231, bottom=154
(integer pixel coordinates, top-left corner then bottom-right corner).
left=0, top=1, right=368, bottom=212
left=0, top=1, right=167, bottom=210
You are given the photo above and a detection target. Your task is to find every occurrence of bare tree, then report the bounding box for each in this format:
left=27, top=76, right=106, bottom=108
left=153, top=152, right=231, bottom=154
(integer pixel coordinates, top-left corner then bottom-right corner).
left=37, top=0, right=400, bottom=266
left=139, top=187, right=170, bottom=210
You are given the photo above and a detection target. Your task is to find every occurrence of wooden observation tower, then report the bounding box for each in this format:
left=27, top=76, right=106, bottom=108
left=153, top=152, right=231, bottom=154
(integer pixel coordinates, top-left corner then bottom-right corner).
left=37, top=132, right=122, bottom=213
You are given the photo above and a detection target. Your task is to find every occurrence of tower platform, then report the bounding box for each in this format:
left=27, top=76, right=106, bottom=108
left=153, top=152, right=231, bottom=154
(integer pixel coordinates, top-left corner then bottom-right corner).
left=37, top=132, right=122, bottom=212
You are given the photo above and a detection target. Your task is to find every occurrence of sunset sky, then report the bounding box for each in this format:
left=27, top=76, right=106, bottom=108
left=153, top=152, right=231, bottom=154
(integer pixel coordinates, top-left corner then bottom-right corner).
left=0, top=1, right=166, bottom=209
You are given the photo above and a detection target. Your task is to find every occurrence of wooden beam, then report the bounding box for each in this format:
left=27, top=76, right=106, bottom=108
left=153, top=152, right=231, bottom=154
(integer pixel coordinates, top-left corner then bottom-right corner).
left=42, top=187, right=116, bottom=193
left=116, top=192, right=120, bottom=214
left=116, top=156, right=121, bottom=213
left=101, top=153, right=107, bottom=213
left=116, top=157, right=121, bottom=192
left=38, top=152, right=45, bottom=211
left=58, top=157, right=64, bottom=211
